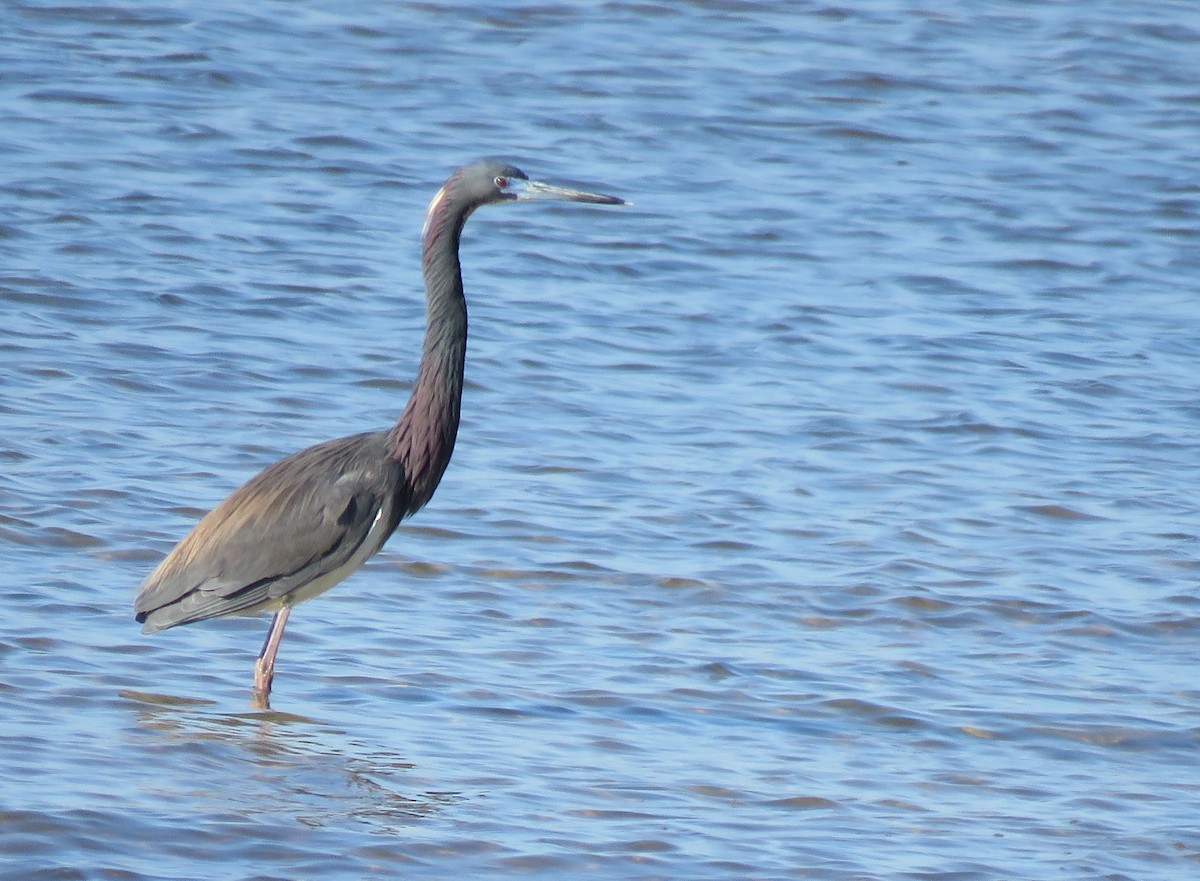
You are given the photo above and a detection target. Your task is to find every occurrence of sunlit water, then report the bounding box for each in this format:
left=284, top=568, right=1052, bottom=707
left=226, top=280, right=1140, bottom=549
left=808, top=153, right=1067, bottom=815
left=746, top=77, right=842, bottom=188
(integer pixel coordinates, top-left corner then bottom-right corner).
left=3, top=2, right=1199, bottom=879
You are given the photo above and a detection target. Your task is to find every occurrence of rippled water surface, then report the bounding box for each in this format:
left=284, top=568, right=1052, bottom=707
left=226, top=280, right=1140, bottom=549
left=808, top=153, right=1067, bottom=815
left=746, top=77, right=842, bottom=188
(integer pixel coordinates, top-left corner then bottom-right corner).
left=3, top=2, right=1200, bottom=879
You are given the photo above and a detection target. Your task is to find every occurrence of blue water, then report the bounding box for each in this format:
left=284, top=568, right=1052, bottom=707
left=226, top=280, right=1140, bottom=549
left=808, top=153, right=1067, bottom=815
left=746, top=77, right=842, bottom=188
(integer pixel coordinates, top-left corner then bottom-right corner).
left=3, top=1, right=1200, bottom=879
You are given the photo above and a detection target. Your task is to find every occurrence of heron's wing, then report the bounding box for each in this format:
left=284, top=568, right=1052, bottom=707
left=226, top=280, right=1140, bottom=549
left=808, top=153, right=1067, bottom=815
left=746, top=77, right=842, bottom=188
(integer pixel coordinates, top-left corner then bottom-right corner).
left=135, top=431, right=407, bottom=632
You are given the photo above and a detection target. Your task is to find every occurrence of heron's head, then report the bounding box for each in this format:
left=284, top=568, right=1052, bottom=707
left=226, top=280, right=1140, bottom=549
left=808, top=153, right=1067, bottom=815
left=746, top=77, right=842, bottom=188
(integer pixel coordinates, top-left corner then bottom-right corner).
left=427, top=160, right=628, bottom=228
left=424, top=160, right=626, bottom=238
left=468, top=159, right=628, bottom=206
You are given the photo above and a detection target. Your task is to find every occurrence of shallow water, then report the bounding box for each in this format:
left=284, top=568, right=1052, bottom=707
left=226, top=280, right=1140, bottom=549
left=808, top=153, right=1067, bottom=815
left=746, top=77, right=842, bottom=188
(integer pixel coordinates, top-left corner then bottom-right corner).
left=3, top=1, right=1200, bottom=879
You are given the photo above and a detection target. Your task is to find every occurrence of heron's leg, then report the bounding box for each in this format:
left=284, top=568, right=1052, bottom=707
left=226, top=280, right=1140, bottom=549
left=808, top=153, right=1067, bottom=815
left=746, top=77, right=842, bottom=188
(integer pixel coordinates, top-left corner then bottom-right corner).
left=253, top=606, right=291, bottom=705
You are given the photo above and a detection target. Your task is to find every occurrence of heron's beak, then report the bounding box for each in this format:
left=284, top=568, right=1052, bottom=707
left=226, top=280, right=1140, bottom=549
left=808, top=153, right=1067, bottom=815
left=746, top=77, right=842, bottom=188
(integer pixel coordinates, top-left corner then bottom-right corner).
left=513, top=179, right=628, bottom=205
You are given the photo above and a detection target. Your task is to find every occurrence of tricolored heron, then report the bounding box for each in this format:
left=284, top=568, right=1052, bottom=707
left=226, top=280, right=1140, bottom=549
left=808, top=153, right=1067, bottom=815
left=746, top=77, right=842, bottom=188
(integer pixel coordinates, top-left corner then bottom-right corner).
left=134, top=160, right=626, bottom=705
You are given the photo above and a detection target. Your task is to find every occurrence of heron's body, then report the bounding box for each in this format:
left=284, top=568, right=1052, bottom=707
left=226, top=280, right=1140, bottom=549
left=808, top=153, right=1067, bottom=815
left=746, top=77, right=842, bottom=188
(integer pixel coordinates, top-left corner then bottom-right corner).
left=134, top=160, right=625, bottom=704
left=136, top=432, right=405, bottom=632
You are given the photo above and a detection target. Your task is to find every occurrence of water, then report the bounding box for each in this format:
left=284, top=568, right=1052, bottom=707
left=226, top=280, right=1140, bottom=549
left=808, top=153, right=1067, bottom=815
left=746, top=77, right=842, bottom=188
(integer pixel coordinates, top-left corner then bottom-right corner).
left=2, top=1, right=1199, bottom=878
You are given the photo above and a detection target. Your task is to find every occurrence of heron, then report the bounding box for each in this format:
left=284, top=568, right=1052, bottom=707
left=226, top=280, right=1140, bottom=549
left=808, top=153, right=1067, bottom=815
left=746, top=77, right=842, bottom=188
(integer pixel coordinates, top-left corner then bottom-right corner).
left=134, top=159, right=626, bottom=705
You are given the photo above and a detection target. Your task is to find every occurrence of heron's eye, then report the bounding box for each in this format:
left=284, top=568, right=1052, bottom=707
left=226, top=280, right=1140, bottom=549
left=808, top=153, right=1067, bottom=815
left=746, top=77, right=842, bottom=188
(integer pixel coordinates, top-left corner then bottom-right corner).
left=494, top=176, right=508, bottom=189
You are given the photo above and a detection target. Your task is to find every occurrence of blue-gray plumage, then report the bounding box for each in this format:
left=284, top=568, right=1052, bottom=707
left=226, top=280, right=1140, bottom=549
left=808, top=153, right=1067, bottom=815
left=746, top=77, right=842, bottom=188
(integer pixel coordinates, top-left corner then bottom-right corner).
left=134, top=160, right=626, bottom=705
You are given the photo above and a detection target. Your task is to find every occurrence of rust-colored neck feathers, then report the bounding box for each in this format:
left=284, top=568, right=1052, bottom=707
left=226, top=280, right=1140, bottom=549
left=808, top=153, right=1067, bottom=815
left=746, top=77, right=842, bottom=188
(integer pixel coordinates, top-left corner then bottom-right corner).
left=386, top=172, right=473, bottom=514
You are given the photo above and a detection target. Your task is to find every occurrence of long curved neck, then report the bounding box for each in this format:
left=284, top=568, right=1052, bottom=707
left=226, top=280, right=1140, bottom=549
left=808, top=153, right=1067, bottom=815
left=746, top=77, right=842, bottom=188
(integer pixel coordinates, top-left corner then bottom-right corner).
left=387, top=183, right=472, bottom=513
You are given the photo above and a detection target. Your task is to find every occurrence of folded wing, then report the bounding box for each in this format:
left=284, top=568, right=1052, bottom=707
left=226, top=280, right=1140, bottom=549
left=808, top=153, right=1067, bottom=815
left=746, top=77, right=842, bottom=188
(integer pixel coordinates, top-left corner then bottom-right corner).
left=135, top=431, right=406, bottom=632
